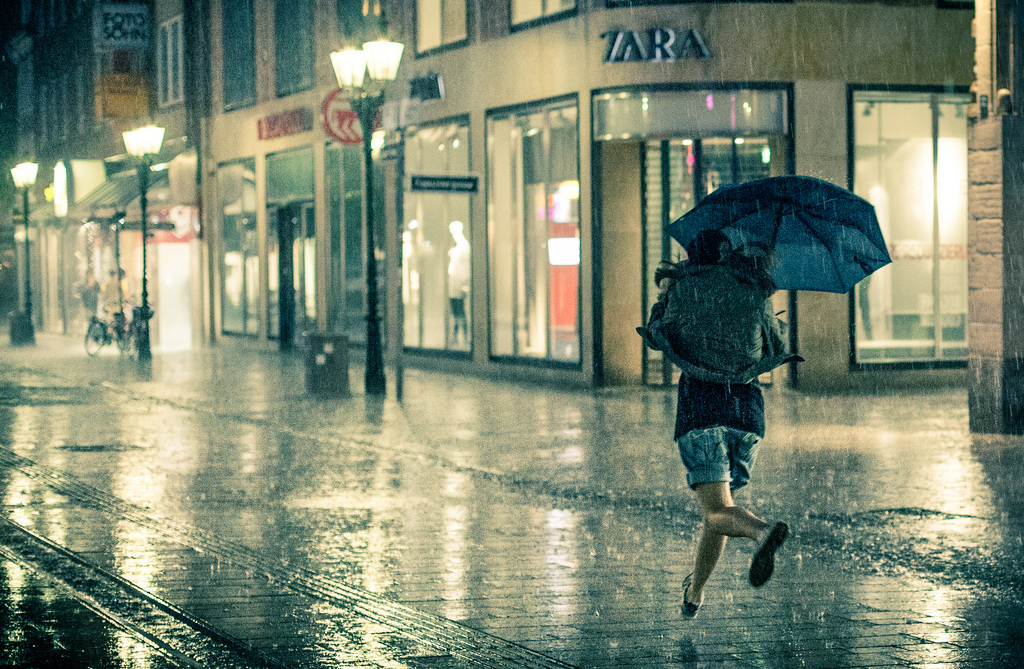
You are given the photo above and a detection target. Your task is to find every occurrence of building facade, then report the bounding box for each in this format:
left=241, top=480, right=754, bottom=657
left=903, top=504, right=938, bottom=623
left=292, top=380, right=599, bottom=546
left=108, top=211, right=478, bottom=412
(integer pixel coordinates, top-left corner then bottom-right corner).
left=7, top=0, right=974, bottom=391
left=203, top=0, right=973, bottom=389
left=3, top=0, right=206, bottom=353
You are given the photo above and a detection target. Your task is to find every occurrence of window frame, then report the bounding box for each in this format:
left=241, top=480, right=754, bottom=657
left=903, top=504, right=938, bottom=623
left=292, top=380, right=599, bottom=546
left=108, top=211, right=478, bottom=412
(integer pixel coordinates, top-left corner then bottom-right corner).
left=402, top=116, right=474, bottom=355
left=158, top=15, right=185, bottom=107
left=509, top=0, right=577, bottom=31
left=219, top=158, right=260, bottom=337
left=847, top=84, right=971, bottom=371
left=486, top=94, right=583, bottom=368
left=274, top=0, right=315, bottom=97
left=221, top=0, right=257, bottom=111
left=415, top=0, right=468, bottom=56
left=605, top=0, right=792, bottom=5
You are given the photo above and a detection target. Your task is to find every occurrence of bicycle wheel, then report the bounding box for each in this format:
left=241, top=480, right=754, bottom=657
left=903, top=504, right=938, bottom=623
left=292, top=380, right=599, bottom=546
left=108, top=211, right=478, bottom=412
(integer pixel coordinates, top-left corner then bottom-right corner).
left=85, top=321, right=105, bottom=356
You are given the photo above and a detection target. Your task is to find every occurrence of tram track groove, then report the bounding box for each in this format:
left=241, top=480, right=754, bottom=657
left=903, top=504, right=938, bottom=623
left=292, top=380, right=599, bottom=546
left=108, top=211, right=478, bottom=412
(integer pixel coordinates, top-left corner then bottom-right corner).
left=0, top=519, right=271, bottom=669
left=0, top=446, right=579, bottom=669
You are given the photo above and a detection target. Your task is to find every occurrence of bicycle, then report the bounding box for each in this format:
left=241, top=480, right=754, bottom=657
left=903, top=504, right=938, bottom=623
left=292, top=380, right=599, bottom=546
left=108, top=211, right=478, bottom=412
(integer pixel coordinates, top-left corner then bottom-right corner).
left=84, top=310, right=131, bottom=356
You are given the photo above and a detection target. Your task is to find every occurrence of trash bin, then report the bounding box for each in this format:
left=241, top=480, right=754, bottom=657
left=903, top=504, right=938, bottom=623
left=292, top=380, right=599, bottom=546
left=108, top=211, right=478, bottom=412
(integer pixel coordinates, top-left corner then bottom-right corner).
left=305, top=334, right=350, bottom=396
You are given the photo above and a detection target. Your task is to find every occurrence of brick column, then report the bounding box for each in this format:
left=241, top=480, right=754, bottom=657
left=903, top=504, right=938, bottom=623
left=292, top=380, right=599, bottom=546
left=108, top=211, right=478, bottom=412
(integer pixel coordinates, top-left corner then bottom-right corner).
left=968, top=115, right=1024, bottom=433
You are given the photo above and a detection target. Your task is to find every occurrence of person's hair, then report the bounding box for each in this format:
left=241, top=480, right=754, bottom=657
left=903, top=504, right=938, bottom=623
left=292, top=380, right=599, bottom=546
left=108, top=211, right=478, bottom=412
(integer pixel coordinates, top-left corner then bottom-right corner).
left=684, top=229, right=731, bottom=265
left=653, top=229, right=732, bottom=285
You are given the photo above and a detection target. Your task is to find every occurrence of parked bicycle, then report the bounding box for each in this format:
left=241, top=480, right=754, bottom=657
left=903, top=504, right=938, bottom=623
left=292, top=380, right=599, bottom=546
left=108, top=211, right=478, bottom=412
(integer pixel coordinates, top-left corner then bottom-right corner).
left=85, top=310, right=131, bottom=357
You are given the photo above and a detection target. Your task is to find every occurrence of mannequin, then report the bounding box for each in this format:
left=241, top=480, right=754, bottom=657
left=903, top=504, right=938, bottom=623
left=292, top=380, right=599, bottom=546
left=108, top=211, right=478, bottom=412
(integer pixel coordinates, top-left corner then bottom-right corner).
left=447, top=220, right=470, bottom=345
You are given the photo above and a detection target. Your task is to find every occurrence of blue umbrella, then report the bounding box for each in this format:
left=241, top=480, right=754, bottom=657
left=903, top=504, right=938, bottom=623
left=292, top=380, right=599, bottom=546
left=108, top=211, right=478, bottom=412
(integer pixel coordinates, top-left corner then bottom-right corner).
left=665, top=175, right=891, bottom=293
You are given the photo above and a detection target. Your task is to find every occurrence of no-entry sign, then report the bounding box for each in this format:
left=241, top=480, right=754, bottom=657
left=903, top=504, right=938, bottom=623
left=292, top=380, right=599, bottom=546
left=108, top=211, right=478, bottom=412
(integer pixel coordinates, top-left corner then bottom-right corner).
left=323, top=89, right=362, bottom=145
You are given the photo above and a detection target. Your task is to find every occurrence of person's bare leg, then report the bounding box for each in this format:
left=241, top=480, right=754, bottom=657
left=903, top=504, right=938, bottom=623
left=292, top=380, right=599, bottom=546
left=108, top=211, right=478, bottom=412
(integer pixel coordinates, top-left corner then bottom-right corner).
left=688, top=482, right=769, bottom=604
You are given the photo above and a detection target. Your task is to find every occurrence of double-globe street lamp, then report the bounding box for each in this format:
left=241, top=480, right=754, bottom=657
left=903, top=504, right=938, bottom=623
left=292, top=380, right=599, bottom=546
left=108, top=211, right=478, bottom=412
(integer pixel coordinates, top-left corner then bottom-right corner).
left=330, top=40, right=404, bottom=396
left=122, top=124, right=165, bottom=363
left=10, top=161, right=39, bottom=346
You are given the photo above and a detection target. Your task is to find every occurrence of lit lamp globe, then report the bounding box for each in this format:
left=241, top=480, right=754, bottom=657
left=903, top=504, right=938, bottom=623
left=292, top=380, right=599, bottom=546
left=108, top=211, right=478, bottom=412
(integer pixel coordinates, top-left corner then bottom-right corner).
left=11, top=161, right=39, bottom=189
left=362, top=40, right=404, bottom=82
left=122, top=125, right=165, bottom=158
left=330, top=48, right=367, bottom=88
left=330, top=40, right=404, bottom=89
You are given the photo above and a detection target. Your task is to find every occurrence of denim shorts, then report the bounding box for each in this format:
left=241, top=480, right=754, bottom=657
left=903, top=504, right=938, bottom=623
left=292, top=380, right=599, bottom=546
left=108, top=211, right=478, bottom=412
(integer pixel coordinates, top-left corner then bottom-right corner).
left=677, top=426, right=761, bottom=491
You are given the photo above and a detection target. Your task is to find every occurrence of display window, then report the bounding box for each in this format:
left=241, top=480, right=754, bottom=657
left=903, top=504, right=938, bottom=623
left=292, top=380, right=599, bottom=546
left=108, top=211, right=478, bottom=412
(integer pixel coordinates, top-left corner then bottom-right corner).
left=852, top=90, right=970, bottom=364
left=403, top=121, right=472, bottom=352
left=488, top=99, right=580, bottom=363
left=219, top=158, right=259, bottom=335
left=327, top=144, right=366, bottom=341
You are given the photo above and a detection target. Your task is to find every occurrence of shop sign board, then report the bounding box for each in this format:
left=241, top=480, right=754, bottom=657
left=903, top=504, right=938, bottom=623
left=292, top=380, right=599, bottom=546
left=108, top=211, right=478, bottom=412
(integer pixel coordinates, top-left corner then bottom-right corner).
left=94, top=4, right=148, bottom=50
left=603, top=28, right=710, bottom=63
left=323, top=89, right=363, bottom=145
left=410, top=175, right=479, bottom=194
left=257, top=108, right=313, bottom=140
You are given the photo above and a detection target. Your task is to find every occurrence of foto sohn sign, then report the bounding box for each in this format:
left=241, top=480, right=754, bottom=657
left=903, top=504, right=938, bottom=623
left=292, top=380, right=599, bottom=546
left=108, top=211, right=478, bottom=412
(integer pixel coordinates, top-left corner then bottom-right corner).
left=603, top=28, right=710, bottom=63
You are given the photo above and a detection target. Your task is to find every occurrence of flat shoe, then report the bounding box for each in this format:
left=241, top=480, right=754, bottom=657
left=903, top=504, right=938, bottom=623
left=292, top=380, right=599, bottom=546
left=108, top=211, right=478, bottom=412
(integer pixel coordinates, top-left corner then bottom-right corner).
left=681, top=572, right=701, bottom=619
left=749, top=521, right=789, bottom=588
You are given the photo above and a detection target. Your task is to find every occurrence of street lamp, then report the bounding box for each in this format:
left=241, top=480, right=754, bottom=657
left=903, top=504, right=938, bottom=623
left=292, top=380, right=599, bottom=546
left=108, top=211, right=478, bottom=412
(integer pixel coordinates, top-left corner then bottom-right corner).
left=122, top=124, right=165, bottom=362
left=331, top=40, right=404, bottom=396
left=9, top=161, right=38, bottom=346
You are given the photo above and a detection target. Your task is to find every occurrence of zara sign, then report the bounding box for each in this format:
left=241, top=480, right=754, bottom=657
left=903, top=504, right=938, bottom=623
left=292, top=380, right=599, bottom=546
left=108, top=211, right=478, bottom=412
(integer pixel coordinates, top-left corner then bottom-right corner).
left=602, top=28, right=710, bottom=63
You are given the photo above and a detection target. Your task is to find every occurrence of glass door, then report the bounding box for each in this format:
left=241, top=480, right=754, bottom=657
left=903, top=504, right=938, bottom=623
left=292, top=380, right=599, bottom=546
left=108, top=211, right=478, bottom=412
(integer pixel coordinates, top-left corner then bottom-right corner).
left=641, top=136, right=776, bottom=385
left=268, top=201, right=315, bottom=350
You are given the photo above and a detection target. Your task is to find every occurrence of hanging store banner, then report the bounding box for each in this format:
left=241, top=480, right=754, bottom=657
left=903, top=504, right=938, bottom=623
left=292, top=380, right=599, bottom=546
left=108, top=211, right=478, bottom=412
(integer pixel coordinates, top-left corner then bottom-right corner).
left=94, top=4, right=149, bottom=50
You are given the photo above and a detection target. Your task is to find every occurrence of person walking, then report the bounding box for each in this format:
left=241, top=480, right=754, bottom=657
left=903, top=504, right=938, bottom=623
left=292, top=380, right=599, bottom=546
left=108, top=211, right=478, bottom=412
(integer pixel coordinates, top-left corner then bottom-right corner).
left=638, top=229, right=801, bottom=619
left=79, top=273, right=100, bottom=321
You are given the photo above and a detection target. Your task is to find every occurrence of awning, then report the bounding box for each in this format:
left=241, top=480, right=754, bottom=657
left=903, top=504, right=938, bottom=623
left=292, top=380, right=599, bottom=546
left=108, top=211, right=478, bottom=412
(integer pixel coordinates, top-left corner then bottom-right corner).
left=29, top=149, right=197, bottom=225
left=30, top=170, right=174, bottom=224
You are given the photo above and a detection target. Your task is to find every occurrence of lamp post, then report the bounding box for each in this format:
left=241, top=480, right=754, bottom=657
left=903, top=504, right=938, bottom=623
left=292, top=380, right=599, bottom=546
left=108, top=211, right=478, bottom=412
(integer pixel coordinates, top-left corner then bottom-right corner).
left=122, top=124, right=165, bottom=362
left=10, top=161, right=38, bottom=346
left=331, top=40, right=404, bottom=396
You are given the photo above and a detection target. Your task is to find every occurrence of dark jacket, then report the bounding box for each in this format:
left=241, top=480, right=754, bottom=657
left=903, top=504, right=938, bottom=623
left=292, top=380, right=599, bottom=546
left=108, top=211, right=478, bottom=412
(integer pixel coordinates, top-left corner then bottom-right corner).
left=637, top=255, right=802, bottom=385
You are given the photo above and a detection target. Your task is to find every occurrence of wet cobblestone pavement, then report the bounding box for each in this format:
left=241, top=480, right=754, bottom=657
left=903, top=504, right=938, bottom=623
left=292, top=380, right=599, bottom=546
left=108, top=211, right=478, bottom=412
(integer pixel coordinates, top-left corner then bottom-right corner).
left=1, top=333, right=1022, bottom=667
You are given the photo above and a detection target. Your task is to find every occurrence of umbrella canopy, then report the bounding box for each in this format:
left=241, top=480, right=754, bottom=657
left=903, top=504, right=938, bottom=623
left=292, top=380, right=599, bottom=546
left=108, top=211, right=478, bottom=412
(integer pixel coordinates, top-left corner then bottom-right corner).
left=665, top=175, right=891, bottom=293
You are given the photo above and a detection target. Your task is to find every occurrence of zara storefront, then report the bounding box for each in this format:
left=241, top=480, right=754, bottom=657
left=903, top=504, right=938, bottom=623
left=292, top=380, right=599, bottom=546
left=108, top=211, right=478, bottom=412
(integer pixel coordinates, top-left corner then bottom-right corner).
left=391, top=1, right=973, bottom=390
left=206, top=0, right=973, bottom=390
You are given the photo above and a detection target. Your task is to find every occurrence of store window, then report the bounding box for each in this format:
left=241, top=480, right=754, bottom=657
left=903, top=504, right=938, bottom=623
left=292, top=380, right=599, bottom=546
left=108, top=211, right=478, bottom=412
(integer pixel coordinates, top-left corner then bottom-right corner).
left=416, top=0, right=466, bottom=53
left=275, top=0, right=314, bottom=97
left=221, top=0, right=256, bottom=110
left=488, top=99, right=580, bottom=363
left=852, top=90, right=970, bottom=363
left=327, top=143, right=366, bottom=341
left=403, top=121, right=472, bottom=351
left=512, top=0, right=575, bottom=26
left=158, top=16, right=184, bottom=106
left=219, top=159, right=259, bottom=336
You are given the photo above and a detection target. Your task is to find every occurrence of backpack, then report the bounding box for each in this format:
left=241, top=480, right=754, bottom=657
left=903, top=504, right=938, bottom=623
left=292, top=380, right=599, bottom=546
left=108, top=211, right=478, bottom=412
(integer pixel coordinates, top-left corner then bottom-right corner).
left=638, top=257, right=801, bottom=383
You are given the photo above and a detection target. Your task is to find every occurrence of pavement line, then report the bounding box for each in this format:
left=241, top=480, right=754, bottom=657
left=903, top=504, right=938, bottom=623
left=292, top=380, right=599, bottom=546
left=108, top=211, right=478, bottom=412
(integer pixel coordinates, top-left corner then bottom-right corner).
left=0, top=446, right=579, bottom=669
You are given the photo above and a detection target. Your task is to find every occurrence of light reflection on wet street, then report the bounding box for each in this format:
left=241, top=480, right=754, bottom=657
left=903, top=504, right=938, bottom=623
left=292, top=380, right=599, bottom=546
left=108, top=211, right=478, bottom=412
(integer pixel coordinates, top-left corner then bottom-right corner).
left=1, top=336, right=1023, bottom=667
